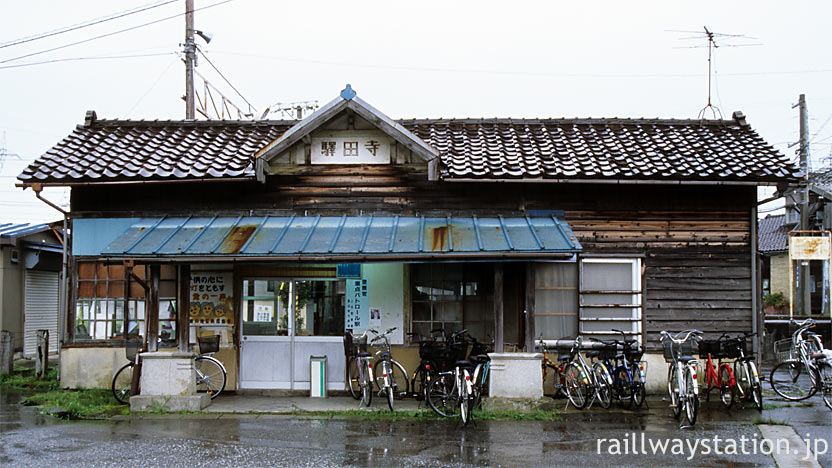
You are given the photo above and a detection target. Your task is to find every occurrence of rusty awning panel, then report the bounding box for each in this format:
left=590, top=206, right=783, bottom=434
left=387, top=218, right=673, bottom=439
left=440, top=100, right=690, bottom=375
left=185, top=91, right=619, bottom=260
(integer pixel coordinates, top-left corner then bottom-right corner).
left=99, top=215, right=582, bottom=259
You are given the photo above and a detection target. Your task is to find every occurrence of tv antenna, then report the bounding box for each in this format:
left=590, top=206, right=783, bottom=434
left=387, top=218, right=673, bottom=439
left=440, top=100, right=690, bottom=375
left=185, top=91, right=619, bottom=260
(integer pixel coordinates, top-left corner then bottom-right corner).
left=670, top=27, right=761, bottom=120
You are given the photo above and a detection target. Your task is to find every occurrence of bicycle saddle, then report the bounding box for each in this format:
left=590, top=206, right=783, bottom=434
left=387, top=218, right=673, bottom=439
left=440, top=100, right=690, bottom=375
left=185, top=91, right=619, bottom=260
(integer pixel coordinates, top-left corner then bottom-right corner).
left=455, top=360, right=474, bottom=369
left=558, top=355, right=571, bottom=362
left=678, top=355, right=696, bottom=363
left=586, top=351, right=600, bottom=358
left=357, top=351, right=372, bottom=358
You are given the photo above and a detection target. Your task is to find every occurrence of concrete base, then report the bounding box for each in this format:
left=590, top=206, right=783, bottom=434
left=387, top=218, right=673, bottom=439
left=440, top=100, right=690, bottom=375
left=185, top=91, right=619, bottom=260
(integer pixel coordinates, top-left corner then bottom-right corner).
left=139, top=351, right=196, bottom=396
left=488, top=352, right=543, bottom=399
left=483, top=397, right=555, bottom=412
left=130, top=393, right=211, bottom=412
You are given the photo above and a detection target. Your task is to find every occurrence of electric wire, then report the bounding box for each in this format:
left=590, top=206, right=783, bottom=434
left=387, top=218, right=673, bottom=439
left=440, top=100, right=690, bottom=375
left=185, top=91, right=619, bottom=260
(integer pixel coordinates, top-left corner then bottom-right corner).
left=125, top=57, right=179, bottom=118
left=0, top=0, right=234, bottom=65
left=197, top=48, right=255, bottom=110
left=0, top=0, right=178, bottom=50
left=0, top=52, right=176, bottom=70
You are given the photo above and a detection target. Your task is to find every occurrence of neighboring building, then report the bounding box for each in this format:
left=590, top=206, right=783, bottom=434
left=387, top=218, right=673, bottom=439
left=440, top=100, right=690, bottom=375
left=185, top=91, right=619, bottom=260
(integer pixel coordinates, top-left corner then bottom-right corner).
left=758, top=214, right=791, bottom=300
left=18, top=86, right=798, bottom=392
left=0, top=222, right=63, bottom=357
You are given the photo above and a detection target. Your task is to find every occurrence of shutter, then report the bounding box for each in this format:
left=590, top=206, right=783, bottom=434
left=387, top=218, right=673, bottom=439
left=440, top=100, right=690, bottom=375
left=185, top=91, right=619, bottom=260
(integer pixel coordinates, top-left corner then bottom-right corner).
left=23, top=271, right=59, bottom=357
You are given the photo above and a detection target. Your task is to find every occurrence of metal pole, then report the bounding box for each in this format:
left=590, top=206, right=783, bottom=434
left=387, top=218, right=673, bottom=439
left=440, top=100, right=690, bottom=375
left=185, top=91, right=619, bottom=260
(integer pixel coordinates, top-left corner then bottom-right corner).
left=797, top=94, right=811, bottom=315
left=185, top=0, right=195, bottom=120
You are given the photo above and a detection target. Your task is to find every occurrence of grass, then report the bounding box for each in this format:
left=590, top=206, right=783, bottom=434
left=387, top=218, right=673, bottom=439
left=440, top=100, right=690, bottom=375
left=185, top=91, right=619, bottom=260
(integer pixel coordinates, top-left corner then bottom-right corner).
left=752, top=416, right=789, bottom=426
left=0, top=366, right=60, bottom=392
left=21, top=388, right=129, bottom=420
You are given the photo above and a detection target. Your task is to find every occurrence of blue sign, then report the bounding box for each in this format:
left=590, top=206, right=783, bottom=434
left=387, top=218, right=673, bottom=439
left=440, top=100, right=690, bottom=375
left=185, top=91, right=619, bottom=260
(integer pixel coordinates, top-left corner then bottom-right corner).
left=345, top=278, right=368, bottom=329
left=337, top=264, right=362, bottom=278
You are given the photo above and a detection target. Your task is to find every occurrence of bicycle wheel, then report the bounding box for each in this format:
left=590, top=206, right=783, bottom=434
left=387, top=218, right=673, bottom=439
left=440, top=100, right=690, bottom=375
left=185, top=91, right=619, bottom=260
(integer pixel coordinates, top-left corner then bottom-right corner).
left=564, top=362, right=588, bottom=410
left=668, top=364, right=681, bottom=419
left=633, top=382, right=646, bottom=408
left=347, top=357, right=360, bottom=400
left=361, top=360, right=373, bottom=407
left=426, top=375, right=459, bottom=418
left=749, top=361, right=763, bottom=411
left=194, top=356, right=226, bottom=399
left=592, top=362, right=612, bottom=409
left=819, top=363, right=832, bottom=411
left=112, top=363, right=135, bottom=404
left=684, top=366, right=699, bottom=426
left=459, top=374, right=470, bottom=426
left=770, top=360, right=817, bottom=401
left=389, top=360, right=409, bottom=399
left=472, top=361, right=490, bottom=410
left=411, top=364, right=426, bottom=401
left=616, top=368, right=634, bottom=409
left=718, top=365, right=735, bottom=408
left=733, top=361, right=750, bottom=405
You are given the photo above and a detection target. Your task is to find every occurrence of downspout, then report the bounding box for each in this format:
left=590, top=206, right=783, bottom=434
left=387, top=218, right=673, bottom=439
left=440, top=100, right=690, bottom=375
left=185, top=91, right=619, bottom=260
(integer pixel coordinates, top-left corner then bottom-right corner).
left=751, top=201, right=759, bottom=359
left=29, top=184, right=69, bottom=379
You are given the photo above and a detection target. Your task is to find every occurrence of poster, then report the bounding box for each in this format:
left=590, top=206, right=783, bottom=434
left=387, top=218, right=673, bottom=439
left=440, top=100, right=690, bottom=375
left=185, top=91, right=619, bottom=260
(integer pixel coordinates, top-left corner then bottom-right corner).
left=189, top=271, right=234, bottom=325
left=368, top=308, right=381, bottom=328
left=345, top=278, right=369, bottom=329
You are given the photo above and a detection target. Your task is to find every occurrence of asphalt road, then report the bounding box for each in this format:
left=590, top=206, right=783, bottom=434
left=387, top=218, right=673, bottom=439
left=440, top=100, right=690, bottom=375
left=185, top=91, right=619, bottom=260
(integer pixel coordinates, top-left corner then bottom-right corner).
left=1, top=389, right=829, bottom=467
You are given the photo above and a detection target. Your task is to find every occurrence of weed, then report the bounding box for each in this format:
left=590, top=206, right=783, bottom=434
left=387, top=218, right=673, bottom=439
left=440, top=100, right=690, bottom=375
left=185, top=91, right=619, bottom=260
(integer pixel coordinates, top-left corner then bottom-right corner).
left=22, top=388, right=125, bottom=420
left=0, top=367, right=60, bottom=392
left=753, top=416, right=789, bottom=426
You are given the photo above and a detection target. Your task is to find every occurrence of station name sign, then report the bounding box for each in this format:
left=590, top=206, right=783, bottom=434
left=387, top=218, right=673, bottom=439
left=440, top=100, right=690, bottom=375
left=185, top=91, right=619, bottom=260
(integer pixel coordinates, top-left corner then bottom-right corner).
left=311, top=134, right=390, bottom=164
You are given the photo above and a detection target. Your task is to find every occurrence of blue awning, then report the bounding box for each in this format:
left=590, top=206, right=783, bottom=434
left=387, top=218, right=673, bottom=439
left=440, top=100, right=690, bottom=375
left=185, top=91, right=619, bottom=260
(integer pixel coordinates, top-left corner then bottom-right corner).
left=97, top=215, right=582, bottom=260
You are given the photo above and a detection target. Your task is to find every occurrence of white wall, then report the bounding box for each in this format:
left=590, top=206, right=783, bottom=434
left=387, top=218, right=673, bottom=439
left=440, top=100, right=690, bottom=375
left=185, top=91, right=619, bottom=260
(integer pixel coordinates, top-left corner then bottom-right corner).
left=362, top=263, right=405, bottom=344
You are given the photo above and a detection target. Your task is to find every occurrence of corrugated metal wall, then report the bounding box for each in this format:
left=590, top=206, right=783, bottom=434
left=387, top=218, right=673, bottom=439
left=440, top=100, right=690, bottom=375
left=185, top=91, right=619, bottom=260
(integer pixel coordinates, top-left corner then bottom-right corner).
left=23, top=271, right=59, bottom=357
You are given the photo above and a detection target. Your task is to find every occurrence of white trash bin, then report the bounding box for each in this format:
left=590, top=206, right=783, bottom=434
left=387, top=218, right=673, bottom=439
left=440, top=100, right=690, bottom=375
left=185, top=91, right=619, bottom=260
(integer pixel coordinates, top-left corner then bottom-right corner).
left=310, top=355, right=327, bottom=398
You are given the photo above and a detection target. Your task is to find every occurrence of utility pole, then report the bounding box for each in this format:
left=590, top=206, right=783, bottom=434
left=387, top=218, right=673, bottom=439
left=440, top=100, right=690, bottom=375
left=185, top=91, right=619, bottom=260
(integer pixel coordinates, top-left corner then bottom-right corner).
left=184, top=0, right=195, bottom=120
left=796, top=94, right=811, bottom=315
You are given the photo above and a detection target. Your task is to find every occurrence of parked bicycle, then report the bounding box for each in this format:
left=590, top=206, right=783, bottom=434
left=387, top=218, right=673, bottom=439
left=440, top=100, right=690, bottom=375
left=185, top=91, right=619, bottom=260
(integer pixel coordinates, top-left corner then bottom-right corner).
left=661, top=329, right=702, bottom=426
left=112, top=335, right=226, bottom=404
left=407, top=329, right=446, bottom=402
left=699, top=334, right=737, bottom=408
left=468, top=336, right=492, bottom=411
left=370, top=327, right=409, bottom=410
left=539, top=338, right=589, bottom=410
left=570, top=335, right=612, bottom=410
left=426, top=329, right=472, bottom=421
left=723, top=332, right=763, bottom=411
left=345, top=330, right=374, bottom=407
left=589, top=330, right=646, bottom=409
left=770, top=318, right=832, bottom=409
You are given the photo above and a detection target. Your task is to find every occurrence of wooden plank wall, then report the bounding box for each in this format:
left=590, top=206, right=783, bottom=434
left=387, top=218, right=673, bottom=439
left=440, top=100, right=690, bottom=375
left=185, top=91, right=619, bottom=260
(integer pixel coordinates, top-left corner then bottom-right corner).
left=567, top=210, right=752, bottom=350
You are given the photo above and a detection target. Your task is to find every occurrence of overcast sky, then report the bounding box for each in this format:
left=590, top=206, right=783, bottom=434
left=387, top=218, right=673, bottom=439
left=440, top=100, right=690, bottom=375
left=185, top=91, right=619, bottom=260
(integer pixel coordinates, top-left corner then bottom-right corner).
left=1, top=0, right=831, bottom=224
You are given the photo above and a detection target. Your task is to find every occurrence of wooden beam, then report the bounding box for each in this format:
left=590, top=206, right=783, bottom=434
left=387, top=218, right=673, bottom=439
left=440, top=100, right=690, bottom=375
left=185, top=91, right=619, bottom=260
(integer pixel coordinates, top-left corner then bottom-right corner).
left=146, top=265, right=160, bottom=353
left=525, top=262, right=535, bottom=352
left=494, top=263, right=504, bottom=353
left=178, top=264, right=191, bottom=352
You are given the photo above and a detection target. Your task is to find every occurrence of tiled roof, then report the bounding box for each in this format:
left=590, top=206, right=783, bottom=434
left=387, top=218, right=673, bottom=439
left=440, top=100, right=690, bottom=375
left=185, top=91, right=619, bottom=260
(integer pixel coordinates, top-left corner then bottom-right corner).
left=18, top=113, right=798, bottom=184
left=810, top=167, right=832, bottom=199
left=18, top=118, right=294, bottom=183
left=407, top=117, right=797, bottom=181
left=758, top=214, right=791, bottom=253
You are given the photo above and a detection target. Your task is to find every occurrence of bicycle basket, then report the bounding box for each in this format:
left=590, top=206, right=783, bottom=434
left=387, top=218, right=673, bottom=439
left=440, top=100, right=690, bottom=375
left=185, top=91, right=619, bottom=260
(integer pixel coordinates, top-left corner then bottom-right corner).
left=773, top=338, right=795, bottom=363
left=721, top=338, right=746, bottom=359
left=197, top=335, right=220, bottom=354
left=598, top=344, right=617, bottom=361
left=662, top=337, right=695, bottom=363
left=125, top=340, right=141, bottom=361
left=698, top=339, right=722, bottom=357
left=626, top=342, right=644, bottom=362
left=449, top=341, right=469, bottom=362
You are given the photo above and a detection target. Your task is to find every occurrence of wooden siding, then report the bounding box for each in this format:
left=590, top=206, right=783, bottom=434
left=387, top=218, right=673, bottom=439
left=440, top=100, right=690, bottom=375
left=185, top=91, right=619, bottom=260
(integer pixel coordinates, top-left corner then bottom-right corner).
left=69, top=168, right=756, bottom=349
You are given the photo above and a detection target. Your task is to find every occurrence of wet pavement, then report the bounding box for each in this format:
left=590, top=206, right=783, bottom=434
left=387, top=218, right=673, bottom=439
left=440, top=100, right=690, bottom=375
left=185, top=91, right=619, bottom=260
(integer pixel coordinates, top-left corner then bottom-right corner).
left=1, top=388, right=829, bottom=467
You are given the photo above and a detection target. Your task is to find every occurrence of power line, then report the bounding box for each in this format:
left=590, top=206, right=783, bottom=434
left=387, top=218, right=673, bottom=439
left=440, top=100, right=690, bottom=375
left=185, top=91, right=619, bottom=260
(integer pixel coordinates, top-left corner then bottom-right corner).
left=197, top=49, right=255, bottom=110
left=209, top=50, right=832, bottom=79
left=0, top=52, right=176, bottom=70
left=0, top=0, right=178, bottom=50
left=0, top=0, right=235, bottom=65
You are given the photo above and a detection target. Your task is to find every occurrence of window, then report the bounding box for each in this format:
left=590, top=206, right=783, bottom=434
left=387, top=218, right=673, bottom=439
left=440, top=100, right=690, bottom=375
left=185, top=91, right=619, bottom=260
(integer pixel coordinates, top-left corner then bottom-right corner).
left=534, top=262, right=578, bottom=339
left=579, top=258, right=643, bottom=343
left=411, top=263, right=493, bottom=341
left=76, top=263, right=144, bottom=341
left=241, top=278, right=344, bottom=336
left=75, top=263, right=178, bottom=343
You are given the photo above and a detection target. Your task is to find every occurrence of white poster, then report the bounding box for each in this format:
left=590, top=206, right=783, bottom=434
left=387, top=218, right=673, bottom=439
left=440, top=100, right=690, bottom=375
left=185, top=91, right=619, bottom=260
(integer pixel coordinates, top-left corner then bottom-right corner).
left=368, top=308, right=381, bottom=328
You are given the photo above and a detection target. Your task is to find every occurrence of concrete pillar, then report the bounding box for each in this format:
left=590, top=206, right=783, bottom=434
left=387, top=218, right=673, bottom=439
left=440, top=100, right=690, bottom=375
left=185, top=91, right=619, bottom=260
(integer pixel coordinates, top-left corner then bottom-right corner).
left=0, top=330, right=13, bottom=374
left=130, top=351, right=210, bottom=411
left=487, top=352, right=543, bottom=399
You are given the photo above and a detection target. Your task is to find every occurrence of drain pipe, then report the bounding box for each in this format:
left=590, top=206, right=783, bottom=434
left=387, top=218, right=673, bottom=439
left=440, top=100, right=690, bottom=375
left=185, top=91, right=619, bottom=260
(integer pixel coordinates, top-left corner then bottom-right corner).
left=28, top=183, right=69, bottom=379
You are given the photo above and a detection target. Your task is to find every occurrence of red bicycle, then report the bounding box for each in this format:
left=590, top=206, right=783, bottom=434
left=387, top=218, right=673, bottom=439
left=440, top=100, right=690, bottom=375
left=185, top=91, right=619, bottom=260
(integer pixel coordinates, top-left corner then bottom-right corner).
left=700, top=335, right=736, bottom=408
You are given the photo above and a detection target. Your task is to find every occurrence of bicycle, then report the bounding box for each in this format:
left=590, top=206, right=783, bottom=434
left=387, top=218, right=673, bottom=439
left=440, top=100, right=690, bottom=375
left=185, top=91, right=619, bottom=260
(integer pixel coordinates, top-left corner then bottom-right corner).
left=571, top=335, right=612, bottom=410
left=407, top=329, right=446, bottom=402
left=589, top=331, right=646, bottom=409
left=112, top=335, right=227, bottom=404
left=699, top=334, right=737, bottom=408
left=724, top=332, right=763, bottom=411
left=469, top=336, right=492, bottom=411
left=770, top=318, right=832, bottom=409
left=345, top=330, right=374, bottom=407
left=660, top=329, right=702, bottom=426
left=426, top=329, right=471, bottom=420
left=369, top=327, right=409, bottom=410
left=538, top=338, right=589, bottom=410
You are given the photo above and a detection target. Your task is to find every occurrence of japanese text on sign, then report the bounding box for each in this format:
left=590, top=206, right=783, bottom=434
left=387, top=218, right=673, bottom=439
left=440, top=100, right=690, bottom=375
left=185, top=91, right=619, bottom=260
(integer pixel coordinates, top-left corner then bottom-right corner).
left=345, top=278, right=369, bottom=329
